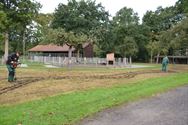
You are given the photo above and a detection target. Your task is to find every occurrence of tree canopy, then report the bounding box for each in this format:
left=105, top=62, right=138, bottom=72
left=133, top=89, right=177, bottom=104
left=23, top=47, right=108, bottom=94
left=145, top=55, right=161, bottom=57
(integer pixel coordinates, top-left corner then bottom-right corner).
left=1, top=0, right=187, bottom=63
left=0, top=0, right=41, bottom=58
left=52, top=0, right=109, bottom=35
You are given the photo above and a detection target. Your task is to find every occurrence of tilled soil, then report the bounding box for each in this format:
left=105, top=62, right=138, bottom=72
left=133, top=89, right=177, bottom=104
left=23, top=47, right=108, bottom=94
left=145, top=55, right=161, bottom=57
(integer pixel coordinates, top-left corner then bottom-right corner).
left=0, top=70, right=175, bottom=95
left=0, top=64, right=187, bottom=105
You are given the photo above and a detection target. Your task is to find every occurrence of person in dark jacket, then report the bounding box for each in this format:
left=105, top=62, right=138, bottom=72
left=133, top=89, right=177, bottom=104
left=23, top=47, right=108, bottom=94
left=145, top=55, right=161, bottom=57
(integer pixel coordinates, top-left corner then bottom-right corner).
left=162, top=56, right=169, bottom=72
left=6, top=52, right=20, bottom=82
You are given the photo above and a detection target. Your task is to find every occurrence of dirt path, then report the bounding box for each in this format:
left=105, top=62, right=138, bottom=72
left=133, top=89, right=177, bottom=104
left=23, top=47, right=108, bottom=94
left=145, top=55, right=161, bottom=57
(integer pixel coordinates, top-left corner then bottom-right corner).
left=77, top=85, right=188, bottom=125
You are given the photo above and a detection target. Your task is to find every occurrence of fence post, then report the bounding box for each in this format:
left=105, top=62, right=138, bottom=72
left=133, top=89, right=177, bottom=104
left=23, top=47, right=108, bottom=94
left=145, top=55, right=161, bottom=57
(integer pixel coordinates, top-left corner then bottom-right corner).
left=118, top=58, right=121, bottom=66
left=84, top=57, right=86, bottom=65
left=129, top=56, right=132, bottom=67
left=123, top=58, right=127, bottom=66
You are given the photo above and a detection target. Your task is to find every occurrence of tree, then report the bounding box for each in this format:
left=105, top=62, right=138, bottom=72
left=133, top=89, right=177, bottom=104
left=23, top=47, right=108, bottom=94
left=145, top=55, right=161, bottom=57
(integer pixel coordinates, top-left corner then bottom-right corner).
left=166, top=18, right=188, bottom=55
left=146, top=40, right=159, bottom=63
left=143, top=6, right=180, bottom=33
left=0, top=11, right=6, bottom=55
left=142, top=6, right=184, bottom=63
left=65, top=31, right=88, bottom=61
left=41, top=28, right=88, bottom=68
left=0, top=11, right=6, bottom=30
left=92, top=24, right=116, bottom=57
left=28, top=13, right=55, bottom=50
left=112, top=7, right=139, bottom=26
left=51, top=0, right=110, bottom=59
left=134, top=24, right=150, bottom=61
left=118, top=36, right=138, bottom=57
left=0, top=0, right=40, bottom=61
left=111, top=7, right=139, bottom=59
left=52, top=0, right=109, bottom=35
left=35, top=13, right=53, bottom=28
left=175, top=0, right=188, bottom=14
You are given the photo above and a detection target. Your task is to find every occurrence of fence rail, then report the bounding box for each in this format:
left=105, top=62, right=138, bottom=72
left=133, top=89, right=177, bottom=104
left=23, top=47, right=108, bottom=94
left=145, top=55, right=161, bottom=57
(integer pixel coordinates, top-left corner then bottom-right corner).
left=29, top=56, right=130, bottom=67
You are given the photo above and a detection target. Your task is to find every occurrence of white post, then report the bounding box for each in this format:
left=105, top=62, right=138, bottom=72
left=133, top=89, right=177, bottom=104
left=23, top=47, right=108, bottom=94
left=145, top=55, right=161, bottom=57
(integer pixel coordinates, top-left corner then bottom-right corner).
left=129, top=56, right=132, bottom=67
left=84, top=57, right=86, bottom=65
left=123, top=58, right=127, bottom=66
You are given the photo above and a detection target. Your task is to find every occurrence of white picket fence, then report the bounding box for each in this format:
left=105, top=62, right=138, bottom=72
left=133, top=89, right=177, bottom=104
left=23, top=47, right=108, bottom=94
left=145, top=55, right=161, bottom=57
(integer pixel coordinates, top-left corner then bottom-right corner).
left=29, top=56, right=130, bottom=67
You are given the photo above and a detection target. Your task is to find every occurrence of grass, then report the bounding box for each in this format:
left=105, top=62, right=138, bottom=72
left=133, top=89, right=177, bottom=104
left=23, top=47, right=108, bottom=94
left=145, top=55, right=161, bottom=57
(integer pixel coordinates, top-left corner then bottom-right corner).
left=0, top=72, right=188, bottom=125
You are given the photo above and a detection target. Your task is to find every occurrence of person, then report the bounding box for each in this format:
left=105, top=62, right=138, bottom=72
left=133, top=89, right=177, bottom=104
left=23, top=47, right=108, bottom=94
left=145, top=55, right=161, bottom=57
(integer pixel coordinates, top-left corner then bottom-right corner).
left=6, top=52, right=20, bottom=82
left=162, top=56, right=169, bottom=72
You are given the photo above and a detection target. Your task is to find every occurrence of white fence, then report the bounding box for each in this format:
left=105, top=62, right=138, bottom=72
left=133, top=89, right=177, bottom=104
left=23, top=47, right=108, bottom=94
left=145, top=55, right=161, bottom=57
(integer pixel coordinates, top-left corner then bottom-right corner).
left=29, top=56, right=130, bottom=67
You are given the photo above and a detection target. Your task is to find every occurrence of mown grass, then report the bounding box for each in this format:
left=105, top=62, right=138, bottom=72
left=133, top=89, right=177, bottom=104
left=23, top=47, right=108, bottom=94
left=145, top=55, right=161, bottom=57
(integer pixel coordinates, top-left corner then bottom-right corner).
left=0, top=72, right=188, bottom=125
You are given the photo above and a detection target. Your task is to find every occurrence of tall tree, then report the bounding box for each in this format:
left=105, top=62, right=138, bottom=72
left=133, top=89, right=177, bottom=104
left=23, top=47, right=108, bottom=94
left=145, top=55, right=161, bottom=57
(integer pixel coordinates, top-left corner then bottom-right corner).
left=41, top=28, right=88, bottom=67
left=142, top=6, right=183, bottom=63
left=166, top=18, right=188, bottom=55
left=52, top=0, right=109, bottom=36
left=0, top=0, right=40, bottom=61
left=0, top=11, right=6, bottom=55
left=112, top=7, right=139, bottom=26
left=111, top=7, right=139, bottom=58
left=51, top=0, right=109, bottom=58
left=34, top=13, right=54, bottom=47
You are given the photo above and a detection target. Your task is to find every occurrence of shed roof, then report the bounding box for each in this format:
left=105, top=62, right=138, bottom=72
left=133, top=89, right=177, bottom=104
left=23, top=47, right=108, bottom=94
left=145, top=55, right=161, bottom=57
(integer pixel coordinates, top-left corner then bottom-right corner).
left=28, top=44, right=75, bottom=52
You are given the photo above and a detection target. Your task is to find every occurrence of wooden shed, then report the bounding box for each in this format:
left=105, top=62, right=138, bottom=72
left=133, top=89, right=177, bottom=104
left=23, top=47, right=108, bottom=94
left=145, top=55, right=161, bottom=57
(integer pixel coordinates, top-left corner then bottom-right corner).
left=106, top=53, right=115, bottom=65
left=28, top=42, right=94, bottom=57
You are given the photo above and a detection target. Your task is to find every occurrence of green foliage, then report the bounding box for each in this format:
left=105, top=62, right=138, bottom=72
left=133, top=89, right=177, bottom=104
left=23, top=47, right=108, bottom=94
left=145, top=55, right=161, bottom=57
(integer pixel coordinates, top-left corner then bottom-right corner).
left=110, top=7, right=140, bottom=57
left=1, top=0, right=41, bottom=30
left=134, top=24, right=150, bottom=61
left=0, top=11, right=6, bottom=30
left=0, top=0, right=41, bottom=54
left=50, top=0, right=108, bottom=58
left=41, top=28, right=88, bottom=46
left=117, top=36, right=138, bottom=57
left=41, top=28, right=65, bottom=44
left=0, top=73, right=188, bottom=125
left=143, top=4, right=187, bottom=59
left=176, top=0, right=188, bottom=13
left=93, top=25, right=116, bottom=56
left=1, top=0, right=187, bottom=61
left=166, top=18, right=188, bottom=55
left=143, top=6, right=179, bottom=33
left=113, top=7, right=139, bottom=26
left=52, top=0, right=109, bottom=35
left=30, top=13, right=54, bottom=49
left=35, top=13, right=53, bottom=28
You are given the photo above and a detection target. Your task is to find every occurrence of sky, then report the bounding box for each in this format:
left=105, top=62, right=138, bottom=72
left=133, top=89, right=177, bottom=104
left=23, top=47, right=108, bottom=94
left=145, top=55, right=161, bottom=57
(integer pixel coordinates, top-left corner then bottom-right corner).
left=36, top=0, right=177, bottom=20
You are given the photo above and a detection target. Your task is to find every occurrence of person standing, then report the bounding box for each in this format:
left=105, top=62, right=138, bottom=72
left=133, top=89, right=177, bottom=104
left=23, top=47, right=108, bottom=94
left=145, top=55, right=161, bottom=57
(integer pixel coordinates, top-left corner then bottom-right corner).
left=6, top=52, right=20, bottom=82
left=162, top=56, right=169, bottom=72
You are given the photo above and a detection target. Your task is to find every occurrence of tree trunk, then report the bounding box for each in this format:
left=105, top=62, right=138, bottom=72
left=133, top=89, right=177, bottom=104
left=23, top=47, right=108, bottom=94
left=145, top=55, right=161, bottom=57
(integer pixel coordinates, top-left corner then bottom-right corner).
left=76, top=49, right=80, bottom=63
left=22, top=31, right=26, bottom=62
left=68, top=45, right=72, bottom=69
left=150, top=50, right=153, bottom=64
left=4, top=31, right=9, bottom=63
left=156, top=53, right=160, bottom=64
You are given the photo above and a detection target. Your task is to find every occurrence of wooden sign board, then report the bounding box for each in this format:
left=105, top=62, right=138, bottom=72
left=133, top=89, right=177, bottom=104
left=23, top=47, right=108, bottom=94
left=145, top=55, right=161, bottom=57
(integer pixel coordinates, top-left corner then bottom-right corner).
left=106, top=53, right=114, bottom=61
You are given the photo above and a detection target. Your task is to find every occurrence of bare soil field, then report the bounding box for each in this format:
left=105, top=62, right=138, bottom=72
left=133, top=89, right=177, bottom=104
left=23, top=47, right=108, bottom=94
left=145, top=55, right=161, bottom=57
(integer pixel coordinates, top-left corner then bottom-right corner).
left=0, top=64, right=187, bottom=105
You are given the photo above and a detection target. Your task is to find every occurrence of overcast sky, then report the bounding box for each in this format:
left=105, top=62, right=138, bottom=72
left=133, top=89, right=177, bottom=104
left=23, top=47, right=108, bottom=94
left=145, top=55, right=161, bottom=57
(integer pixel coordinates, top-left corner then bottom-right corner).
left=36, top=0, right=177, bottom=20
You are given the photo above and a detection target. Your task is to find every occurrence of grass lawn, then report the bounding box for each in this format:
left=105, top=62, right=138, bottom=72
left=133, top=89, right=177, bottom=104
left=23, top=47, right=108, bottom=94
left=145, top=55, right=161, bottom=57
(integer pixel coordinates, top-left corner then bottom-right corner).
left=0, top=72, right=188, bottom=125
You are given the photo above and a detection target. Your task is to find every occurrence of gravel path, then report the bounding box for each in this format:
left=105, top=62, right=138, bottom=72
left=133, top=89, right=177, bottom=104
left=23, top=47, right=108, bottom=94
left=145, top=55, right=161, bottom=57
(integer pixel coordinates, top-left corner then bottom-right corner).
left=77, top=85, right=188, bottom=125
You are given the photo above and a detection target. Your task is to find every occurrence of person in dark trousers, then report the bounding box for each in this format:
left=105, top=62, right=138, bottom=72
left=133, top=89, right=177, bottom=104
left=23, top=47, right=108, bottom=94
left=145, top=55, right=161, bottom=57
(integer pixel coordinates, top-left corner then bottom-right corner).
left=162, top=56, right=169, bottom=72
left=6, top=52, right=20, bottom=82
